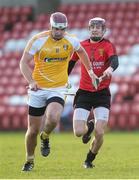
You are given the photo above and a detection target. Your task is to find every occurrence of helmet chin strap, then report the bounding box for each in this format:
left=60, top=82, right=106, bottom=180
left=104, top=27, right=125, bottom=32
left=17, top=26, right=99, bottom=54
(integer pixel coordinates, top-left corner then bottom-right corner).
left=53, top=36, right=62, bottom=41
left=90, top=36, right=103, bottom=42
left=90, top=28, right=106, bottom=42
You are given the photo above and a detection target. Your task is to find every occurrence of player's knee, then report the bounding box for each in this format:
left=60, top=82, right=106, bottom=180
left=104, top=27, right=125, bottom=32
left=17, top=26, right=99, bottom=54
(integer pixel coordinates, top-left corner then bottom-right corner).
left=73, top=120, right=86, bottom=137
left=74, top=131, right=82, bottom=137
left=28, top=128, right=39, bottom=137
left=74, top=128, right=85, bottom=137
left=47, top=113, right=60, bottom=124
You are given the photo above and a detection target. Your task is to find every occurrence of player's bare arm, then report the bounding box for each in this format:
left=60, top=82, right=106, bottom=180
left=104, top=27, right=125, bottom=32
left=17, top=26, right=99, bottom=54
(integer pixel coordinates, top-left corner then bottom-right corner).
left=76, top=46, right=92, bottom=72
left=99, top=55, right=119, bottom=82
left=20, top=52, right=38, bottom=91
left=76, top=46, right=99, bottom=89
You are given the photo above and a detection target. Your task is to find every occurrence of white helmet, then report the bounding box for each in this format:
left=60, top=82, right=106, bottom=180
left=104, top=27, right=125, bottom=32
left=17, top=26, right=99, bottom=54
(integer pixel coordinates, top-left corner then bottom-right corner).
left=50, top=12, right=68, bottom=29
left=89, top=17, right=106, bottom=30
left=89, top=17, right=106, bottom=41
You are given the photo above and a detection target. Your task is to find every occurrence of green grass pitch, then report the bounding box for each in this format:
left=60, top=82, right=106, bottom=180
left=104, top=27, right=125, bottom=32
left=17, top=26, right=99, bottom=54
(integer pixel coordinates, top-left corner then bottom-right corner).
left=0, top=131, right=139, bottom=179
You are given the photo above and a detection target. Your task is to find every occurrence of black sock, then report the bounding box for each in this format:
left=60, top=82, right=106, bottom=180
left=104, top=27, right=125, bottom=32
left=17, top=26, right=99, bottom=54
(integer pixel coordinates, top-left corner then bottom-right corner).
left=85, top=150, right=97, bottom=162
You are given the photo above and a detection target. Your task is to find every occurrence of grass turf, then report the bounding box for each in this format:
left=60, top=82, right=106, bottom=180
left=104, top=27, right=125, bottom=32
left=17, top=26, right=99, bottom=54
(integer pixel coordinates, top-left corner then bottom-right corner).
left=0, top=131, right=139, bottom=179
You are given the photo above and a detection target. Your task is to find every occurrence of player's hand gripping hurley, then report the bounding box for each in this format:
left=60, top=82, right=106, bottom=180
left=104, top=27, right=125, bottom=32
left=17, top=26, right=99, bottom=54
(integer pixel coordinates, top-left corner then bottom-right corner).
left=88, top=69, right=99, bottom=89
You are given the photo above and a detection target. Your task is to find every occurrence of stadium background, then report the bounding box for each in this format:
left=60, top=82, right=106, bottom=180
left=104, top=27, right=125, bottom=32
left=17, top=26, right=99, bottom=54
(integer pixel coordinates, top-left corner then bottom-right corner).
left=0, top=0, right=139, bottom=132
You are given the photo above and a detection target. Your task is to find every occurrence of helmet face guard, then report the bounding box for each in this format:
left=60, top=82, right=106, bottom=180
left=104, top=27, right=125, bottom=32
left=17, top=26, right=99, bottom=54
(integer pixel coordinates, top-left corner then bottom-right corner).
left=50, top=12, right=68, bottom=29
left=89, top=17, right=106, bottom=29
left=89, top=17, right=106, bottom=41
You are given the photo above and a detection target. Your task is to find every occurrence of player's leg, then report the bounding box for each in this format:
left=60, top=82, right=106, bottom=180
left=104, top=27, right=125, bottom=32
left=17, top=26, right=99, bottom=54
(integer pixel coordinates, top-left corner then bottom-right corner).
left=82, top=118, right=95, bottom=144
left=83, top=88, right=111, bottom=168
left=73, top=89, right=94, bottom=139
left=40, top=97, right=64, bottom=157
left=84, top=107, right=109, bottom=168
left=22, top=90, right=46, bottom=171
left=22, top=107, right=46, bottom=171
left=73, top=108, right=90, bottom=137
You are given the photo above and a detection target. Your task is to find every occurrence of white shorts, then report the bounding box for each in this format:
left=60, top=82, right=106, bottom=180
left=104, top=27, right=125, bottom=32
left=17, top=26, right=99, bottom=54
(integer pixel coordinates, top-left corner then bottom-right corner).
left=27, top=86, right=66, bottom=108
left=73, top=107, right=109, bottom=122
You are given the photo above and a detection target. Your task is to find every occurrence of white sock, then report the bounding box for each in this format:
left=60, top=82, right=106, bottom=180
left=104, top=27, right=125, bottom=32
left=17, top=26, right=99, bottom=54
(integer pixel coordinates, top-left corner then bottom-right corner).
left=26, top=155, right=34, bottom=162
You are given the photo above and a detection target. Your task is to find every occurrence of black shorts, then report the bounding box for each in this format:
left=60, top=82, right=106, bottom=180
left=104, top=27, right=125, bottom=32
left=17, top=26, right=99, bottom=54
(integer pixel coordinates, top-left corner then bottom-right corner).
left=29, top=97, right=65, bottom=116
left=74, top=88, right=111, bottom=111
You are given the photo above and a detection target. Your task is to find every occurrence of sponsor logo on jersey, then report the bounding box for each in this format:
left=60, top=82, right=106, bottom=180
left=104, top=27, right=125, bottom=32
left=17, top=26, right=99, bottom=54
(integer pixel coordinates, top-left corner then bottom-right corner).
left=93, top=61, right=104, bottom=69
left=44, top=57, right=68, bottom=62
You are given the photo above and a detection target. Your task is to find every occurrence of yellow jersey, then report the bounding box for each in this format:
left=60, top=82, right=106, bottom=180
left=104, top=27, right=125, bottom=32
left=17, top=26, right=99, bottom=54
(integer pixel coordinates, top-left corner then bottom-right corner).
left=24, top=30, right=80, bottom=88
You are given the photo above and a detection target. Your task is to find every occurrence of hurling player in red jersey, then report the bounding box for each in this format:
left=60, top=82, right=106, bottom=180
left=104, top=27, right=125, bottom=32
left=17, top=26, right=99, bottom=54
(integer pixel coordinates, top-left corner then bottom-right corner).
left=68, top=17, right=119, bottom=168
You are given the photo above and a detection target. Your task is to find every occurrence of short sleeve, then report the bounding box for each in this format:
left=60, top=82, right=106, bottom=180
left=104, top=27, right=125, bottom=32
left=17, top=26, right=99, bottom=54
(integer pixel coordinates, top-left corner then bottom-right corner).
left=107, top=42, right=117, bottom=57
left=24, top=36, right=47, bottom=55
left=73, top=37, right=81, bottom=51
left=65, top=34, right=81, bottom=51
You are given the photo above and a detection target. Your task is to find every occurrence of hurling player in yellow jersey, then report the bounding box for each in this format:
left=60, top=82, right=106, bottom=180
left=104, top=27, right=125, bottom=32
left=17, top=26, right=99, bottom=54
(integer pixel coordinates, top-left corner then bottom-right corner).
left=20, top=12, right=98, bottom=171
